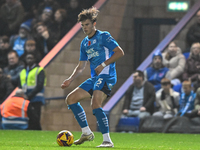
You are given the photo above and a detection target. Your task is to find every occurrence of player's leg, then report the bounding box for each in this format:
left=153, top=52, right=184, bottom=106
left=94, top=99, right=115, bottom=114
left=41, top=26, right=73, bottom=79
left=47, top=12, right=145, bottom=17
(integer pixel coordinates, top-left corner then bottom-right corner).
left=92, top=90, right=114, bottom=147
left=66, top=79, right=94, bottom=145
left=92, top=76, right=116, bottom=148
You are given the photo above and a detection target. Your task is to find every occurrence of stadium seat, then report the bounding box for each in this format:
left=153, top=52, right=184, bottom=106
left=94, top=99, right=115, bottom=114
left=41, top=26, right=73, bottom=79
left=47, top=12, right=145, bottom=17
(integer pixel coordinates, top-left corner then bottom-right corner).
left=183, top=52, right=190, bottom=60
left=116, top=117, right=140, bottom=132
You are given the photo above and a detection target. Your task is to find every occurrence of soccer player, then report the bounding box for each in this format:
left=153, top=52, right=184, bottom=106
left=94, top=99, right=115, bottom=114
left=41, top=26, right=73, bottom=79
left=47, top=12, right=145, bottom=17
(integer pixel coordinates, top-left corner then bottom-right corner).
left=61, top=7, right=124, bottom=148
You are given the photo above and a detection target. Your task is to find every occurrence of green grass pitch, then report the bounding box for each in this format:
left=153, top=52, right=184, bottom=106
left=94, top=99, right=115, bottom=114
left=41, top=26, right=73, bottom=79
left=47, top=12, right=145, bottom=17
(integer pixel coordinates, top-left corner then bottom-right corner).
left=0, top=130, right=200, bottom=150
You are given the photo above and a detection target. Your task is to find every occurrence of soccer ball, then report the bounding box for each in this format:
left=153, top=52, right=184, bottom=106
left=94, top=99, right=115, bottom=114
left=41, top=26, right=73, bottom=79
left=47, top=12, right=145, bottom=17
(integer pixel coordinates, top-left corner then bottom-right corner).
left=56, top=130, right=74, bottom=146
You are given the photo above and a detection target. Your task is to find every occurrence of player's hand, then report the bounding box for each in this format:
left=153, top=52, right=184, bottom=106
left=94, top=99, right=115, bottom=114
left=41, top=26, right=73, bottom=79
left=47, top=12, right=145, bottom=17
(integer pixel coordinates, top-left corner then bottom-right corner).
left=61, top=79, right=71, bottom=89
left=95, top=65, right=104, bottom=75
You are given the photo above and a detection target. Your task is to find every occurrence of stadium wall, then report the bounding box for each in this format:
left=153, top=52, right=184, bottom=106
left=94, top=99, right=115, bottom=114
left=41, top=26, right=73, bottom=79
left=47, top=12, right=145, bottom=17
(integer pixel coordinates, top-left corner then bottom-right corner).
left=41, top=0, right=198, bottom=131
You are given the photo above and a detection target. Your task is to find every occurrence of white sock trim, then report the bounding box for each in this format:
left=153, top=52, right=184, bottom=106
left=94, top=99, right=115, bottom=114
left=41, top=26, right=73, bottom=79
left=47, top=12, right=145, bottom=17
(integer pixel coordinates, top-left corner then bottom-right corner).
left=82, top=126, right=92, bottom=135
left=103, top=133, right=112, bottom=143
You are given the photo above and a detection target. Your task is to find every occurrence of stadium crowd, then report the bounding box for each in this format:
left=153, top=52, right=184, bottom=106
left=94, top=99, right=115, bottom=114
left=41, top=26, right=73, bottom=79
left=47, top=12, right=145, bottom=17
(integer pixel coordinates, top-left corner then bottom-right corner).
left=119, top=10, right=200, bottom=132
left=0, top=0, right=97, bottom=130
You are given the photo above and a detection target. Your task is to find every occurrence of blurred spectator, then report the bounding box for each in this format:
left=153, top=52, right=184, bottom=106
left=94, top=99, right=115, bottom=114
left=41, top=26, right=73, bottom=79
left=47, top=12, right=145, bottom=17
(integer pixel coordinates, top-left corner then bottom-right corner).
left=153, top=78, right=180, bottom=119
left=0, top=89, right=30, bottom=129
left=195, top=88, right=200, bottom=113
left=183, top=87, right=200, bottom=118
left=121, top=70, right=155, bottom=119
left=0, top=0, right=6, bottom=6
left=0, top=36, right=11, bottom=69
left=0, top=11, right=9, bottom=36
left=53, top=9, right=72, bottom=40
left=162, top=41, right=186, bottom=85
left=20, top=0, right=42, bottom=20
left=144, top=51, right=169, bottom=92
left=34, top=22, right=59, bottom=57
left=18, top=52, right=46, bottom=130
left=0, top=0, right=25, bottom=35
left=186, top=10, right=200, bottom=51
left=0, top=67, right=14, bottom=104
left=32, top=7, right=54, bottom=30
left=10, top=19, right=33, bottom=57
left=182, top=42, right=200, bottom=92
left=3, top=50, right=24, bottom=87
left=36, top=0, right=60, bottom=17
left=177, top=81, right=195, bottom=117
left=80, top=0, right=98, bottom=9
left=20, top=39, right=42, bottom=63
left=66, top=0, right=81, bottom=25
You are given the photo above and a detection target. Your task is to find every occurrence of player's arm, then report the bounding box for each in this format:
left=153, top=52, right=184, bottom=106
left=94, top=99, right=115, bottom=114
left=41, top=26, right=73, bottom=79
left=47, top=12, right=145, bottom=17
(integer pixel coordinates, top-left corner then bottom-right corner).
left=95, top=46, right=124, bottom=75
left=104, top=46, right=124, bottom=65
left=61, top=61, right=87, bottom=89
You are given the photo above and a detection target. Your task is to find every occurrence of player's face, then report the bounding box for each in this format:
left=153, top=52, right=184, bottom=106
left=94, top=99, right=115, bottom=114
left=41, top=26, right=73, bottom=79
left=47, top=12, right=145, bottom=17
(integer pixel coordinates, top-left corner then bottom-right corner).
left=81, top=19, right=96, bottom=37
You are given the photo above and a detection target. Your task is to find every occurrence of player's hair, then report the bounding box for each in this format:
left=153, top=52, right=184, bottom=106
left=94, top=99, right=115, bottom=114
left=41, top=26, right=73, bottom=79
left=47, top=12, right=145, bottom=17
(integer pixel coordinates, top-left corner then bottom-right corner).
left=77, top=7, right=99, bottom=23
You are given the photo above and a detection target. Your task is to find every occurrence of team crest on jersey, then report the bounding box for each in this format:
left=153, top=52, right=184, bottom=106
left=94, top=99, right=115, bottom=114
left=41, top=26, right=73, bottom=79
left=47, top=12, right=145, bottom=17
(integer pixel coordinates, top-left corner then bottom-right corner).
left=93, top=39, right=96, bottom=44
left=108, top=84, right=113, bottom=89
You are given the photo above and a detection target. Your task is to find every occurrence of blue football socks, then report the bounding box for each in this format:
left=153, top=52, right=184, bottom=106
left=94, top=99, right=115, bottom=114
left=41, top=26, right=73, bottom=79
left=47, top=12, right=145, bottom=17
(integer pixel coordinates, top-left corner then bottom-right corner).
left=93, top=108, right=109, bottom=134
left=68, top=103, right=88, bottom=128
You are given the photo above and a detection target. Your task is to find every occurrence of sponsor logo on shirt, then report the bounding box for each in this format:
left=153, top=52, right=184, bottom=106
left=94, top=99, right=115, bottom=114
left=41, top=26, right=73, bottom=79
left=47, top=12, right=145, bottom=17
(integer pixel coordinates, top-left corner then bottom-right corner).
left=86, top=48, right=99, bottom=59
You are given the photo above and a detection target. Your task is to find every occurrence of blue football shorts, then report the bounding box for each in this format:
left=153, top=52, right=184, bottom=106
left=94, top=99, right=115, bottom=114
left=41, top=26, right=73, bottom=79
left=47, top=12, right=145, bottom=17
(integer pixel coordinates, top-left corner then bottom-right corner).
left=79, top=75, right=117, bottom=97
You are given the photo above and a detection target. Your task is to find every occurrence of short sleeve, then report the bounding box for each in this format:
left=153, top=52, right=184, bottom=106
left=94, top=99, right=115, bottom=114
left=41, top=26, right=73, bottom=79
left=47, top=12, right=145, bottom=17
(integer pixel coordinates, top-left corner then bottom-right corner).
left=79, top=40, right=88, bottom=61
left=101, top=32, right=119, bottom=51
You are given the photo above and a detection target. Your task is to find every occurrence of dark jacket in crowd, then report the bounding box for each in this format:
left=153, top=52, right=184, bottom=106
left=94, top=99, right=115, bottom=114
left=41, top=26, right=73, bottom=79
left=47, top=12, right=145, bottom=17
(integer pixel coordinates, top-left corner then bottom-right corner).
left=35, top=32, right=59, bottom=57
left=0, top=1, right=25, bottom=35
left=3, top=61, right=24, bottom=87
left=0, top=49, right=10, bottom=69
left=186, top=23, right=200, bottom=47
left=122, top=81, right=156, bottom=114
left=0, top=17, right=9, bottom=36
left=52, top=20, right=72, bottom=41
left=182, top=54, right=200, bottom=82
left=0, top=75, right=14, bottom=104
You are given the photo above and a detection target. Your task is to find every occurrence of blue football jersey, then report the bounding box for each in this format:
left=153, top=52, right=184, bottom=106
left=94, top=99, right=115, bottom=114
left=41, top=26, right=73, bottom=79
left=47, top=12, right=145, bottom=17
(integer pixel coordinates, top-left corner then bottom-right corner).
left=80, top=30, right=119, bottom=77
